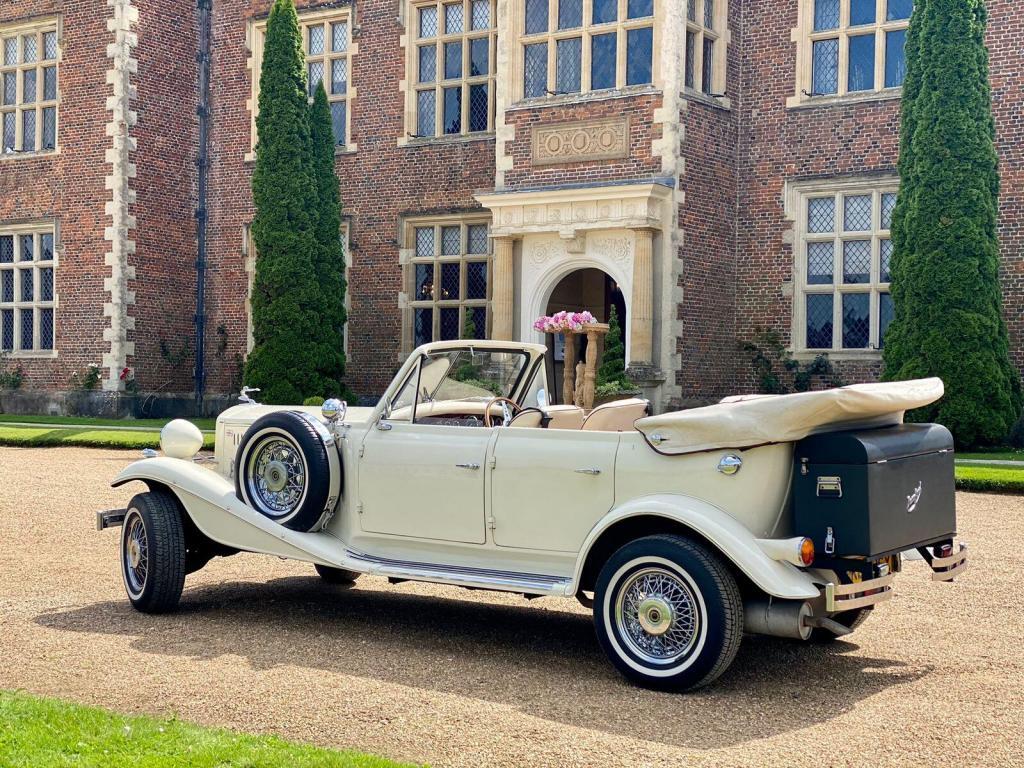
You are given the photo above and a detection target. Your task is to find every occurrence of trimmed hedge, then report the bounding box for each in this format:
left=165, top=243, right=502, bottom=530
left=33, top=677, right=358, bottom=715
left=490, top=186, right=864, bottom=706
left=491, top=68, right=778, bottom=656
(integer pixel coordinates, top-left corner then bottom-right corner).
left=883, top=0, right=1022, bottom=447
left=244, top=0, right=346, bottom=404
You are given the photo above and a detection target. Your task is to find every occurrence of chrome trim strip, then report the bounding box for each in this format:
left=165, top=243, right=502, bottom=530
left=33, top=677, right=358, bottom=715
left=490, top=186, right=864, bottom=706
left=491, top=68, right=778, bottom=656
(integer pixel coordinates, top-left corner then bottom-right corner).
left=345, top=548, right=571, bottom=594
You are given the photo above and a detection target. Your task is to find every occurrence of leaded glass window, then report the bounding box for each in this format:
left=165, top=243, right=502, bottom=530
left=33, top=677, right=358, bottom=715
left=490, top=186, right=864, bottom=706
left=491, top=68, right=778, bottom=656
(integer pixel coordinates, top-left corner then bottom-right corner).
left=0, top=20, right=59, bottom=154
left=803, top=0, right=911, bottom=99
left=520, top=0, right=655, bottom=97
left=412, top=0, right=496, bottom=137
left=252, top=11, right=354, bottom=151
left=797, top=185, right=897, bottom=351
left=303, top=16, right=351, bottom=145
left=0, top=225, right=56, bottom=354
left=684, top=0, right=721, bottom=96
left=407, top=220, right=491, bottom=346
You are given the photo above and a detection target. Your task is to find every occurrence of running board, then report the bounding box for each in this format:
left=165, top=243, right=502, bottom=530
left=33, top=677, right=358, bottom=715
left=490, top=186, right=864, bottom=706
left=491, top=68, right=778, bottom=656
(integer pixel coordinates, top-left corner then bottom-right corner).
left=344, top=549, right=573, bottom=596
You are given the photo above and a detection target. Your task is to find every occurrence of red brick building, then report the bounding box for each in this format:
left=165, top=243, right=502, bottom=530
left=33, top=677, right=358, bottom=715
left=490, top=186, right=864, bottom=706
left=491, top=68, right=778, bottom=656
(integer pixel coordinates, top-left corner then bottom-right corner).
left=1, top=0, right=1020, bottom=414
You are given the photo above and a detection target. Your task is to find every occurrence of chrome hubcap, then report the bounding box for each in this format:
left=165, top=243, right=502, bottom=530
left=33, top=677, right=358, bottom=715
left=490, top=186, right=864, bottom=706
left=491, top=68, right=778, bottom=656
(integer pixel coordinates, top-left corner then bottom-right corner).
left=637, top=596, right=674, bottom=636
left=247, top=436, right=306, bottom=516
left=615, top=567, right=700, bottom=664
left=263, top=460, right=289, bottom=493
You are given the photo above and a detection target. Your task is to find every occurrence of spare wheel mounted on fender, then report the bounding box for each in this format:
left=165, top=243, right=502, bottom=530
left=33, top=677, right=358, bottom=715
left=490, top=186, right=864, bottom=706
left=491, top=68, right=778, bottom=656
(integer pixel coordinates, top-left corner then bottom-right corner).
left=234, top=410, right=341, bottom=532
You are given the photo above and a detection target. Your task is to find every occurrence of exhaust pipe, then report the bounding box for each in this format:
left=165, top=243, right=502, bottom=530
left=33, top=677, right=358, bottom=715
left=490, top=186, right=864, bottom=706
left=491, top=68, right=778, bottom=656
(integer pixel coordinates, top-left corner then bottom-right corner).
left=744, top=598, right=813, bottom=640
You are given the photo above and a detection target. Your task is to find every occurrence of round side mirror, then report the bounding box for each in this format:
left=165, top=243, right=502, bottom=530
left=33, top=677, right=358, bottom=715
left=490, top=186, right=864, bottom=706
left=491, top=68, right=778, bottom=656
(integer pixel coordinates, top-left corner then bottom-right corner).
left=321, top=398, right=347, bottom=422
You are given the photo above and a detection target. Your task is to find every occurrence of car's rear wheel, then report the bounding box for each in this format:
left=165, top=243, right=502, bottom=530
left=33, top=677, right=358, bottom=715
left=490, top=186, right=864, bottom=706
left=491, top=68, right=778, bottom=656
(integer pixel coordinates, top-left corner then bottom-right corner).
left=121, top=491, right=187, bottom=614
left=235, top=411, right=338, bottom=532
left=314, top=564, right=360, bottom=584
left=594, top=534, right=743, bottom=691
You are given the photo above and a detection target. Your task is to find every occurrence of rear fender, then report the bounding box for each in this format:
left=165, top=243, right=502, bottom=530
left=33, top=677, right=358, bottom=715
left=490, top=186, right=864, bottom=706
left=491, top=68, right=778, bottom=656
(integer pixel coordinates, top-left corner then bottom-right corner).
left=574, top=494, right=822, bottom=600
left=112, top=458, right=344, bottom=566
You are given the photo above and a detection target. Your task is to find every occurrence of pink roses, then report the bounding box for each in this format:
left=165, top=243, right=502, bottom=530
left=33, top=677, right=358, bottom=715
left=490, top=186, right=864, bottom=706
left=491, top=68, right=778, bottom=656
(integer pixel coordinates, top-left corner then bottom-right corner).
left=533, top=310, right=596, bottom=333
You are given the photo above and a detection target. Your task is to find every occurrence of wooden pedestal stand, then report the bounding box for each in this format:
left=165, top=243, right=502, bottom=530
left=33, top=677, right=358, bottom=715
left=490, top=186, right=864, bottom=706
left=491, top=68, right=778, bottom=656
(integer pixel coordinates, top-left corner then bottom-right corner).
left=555, top=322, right=609, bottom=412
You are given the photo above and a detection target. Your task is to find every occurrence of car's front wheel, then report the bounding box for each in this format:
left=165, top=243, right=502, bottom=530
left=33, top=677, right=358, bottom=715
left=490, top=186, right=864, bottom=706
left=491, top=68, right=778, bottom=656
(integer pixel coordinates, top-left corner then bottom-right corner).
left=594, top=534, right=743, bottom=691
left=120, top=491, right=187, bottom=613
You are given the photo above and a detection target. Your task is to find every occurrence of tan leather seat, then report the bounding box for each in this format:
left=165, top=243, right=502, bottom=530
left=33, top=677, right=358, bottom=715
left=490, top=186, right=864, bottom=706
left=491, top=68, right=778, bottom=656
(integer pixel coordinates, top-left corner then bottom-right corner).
left=581, top=398, right=650, bottom=431
left=544, top=405, right=585, bottom=430
left=508, top=408, right=544, bottom=428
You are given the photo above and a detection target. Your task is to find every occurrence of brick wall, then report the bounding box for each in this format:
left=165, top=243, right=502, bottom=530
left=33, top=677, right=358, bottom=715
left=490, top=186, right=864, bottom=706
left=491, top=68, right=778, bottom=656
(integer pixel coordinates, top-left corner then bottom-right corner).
left=130, top=0, right=200, bottom=392
left=988, top=0, right=1024, bottom=375
left=203, top=0, right=497, bottom=400
left=734, top=0, right=1024, bottom=394
left=501, top=92, right=663, bottom=190
left=0, top=0, right=112, bottom=389
left=673, top=0, right=742, bottom=406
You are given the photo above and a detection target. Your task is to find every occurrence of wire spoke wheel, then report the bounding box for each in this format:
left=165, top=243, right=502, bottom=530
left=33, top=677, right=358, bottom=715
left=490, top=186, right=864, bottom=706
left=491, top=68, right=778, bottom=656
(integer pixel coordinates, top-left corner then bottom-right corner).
left=245, top=435, right=307, bottom=517
left=615, top=567, right=700, bottom=664
left=122, top=511, right=149, bottom=599
left=234, top=412, right=338, bottom=533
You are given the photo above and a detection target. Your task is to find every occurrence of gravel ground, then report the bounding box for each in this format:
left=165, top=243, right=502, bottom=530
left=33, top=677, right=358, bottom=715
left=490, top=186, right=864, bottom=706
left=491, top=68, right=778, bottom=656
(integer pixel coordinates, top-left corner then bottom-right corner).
left=2, top=446, right=1022, bottom=767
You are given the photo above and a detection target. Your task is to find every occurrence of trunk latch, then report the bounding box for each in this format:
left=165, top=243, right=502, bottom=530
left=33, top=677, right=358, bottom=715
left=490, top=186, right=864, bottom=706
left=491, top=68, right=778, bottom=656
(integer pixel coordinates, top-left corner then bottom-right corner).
left=816, top=476, right=843, bottom=498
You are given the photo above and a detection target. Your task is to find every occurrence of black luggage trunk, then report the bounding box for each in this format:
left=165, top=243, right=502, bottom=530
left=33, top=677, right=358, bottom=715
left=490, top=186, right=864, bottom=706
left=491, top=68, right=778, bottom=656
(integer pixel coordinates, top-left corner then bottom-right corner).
left=792, top=423, right=956, bottom=559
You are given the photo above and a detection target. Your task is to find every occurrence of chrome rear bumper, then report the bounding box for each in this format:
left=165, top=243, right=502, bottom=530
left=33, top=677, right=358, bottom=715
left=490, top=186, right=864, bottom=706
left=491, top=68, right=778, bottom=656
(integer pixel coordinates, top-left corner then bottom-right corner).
left=823, top=541, right=968, bottom=611
left=824, top=573, right=894, bottom=612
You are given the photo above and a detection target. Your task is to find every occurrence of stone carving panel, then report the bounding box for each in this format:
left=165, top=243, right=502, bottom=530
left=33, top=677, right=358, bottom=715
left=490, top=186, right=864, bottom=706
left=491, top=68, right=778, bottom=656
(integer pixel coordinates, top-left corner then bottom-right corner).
left=531, top=117, right=630, bottom=166
left=592, top=237, right=631, bottom=266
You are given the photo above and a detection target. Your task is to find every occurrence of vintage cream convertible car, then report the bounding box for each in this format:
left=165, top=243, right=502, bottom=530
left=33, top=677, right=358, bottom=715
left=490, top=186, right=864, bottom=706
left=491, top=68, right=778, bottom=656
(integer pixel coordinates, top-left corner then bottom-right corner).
left=98, top=340, right=967, bottom=690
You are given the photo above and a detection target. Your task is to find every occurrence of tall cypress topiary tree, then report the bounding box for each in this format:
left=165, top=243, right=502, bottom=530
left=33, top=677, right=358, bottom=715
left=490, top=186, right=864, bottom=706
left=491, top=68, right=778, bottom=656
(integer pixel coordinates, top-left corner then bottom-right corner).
left=597, top=305, right=630, bottom=389
left=245, top=0, right=344, bottom=403
left=883, top=0, right=1021, bottom=446
left=308, top=82, right=349, bottom=395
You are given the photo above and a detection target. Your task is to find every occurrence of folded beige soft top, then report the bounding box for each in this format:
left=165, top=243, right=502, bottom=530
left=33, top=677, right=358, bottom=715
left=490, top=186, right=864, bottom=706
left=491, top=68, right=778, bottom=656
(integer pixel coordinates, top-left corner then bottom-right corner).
left=634, top=378, right=944, bottom=455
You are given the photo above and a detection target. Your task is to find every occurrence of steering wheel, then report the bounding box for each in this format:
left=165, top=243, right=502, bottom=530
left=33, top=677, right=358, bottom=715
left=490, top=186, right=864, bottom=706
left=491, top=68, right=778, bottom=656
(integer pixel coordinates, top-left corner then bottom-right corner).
left=483, top=397, right=523, bottom=428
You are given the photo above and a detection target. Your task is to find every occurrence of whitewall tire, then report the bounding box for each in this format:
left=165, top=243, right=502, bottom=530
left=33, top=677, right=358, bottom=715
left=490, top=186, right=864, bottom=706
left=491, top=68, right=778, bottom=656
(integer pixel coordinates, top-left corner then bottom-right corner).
left=594, top=534, right=743, bottom=691
left=234, top=411, right=339, bottom=532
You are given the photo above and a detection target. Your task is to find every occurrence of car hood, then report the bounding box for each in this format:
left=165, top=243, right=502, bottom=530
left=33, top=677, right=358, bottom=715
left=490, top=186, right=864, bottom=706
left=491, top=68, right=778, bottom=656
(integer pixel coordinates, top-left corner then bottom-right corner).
left=217, top=403, right=377, bottom=429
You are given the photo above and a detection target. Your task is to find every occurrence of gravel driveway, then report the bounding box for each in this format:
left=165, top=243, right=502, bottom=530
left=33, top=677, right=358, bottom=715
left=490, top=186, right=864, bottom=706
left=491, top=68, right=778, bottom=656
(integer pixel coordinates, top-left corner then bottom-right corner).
left=1, top=446, right=1022, bottom=767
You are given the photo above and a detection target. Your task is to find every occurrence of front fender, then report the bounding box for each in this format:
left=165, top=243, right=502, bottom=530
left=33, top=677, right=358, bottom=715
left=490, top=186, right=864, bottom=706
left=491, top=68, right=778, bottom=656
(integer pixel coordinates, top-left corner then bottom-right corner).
left=573, top=494, right=822, bottom=600
left=111, top=458, right=344, bottom=566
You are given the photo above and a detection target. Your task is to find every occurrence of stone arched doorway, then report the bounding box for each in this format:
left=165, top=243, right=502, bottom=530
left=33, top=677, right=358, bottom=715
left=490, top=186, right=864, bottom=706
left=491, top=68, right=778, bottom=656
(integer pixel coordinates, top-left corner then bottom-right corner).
left=543, top=267, right=626, bottom=403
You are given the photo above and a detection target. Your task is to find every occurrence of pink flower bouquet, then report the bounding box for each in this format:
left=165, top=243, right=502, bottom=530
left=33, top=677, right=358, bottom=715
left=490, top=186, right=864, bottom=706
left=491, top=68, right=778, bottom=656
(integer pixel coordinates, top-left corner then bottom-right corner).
left=532, top=310, right=597, bottom=333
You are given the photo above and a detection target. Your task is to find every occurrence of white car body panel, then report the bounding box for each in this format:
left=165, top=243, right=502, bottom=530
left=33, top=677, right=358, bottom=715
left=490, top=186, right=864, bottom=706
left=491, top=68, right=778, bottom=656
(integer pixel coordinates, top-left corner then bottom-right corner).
left=109, top=339, right=947, bottom=604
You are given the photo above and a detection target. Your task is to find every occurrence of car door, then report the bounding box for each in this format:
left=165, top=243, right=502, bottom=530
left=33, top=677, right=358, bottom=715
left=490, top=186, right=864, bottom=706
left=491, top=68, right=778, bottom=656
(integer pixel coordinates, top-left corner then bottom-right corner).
left=358, top=420, right=490, bottom=544
left=489, top=428, right=618, bottom=552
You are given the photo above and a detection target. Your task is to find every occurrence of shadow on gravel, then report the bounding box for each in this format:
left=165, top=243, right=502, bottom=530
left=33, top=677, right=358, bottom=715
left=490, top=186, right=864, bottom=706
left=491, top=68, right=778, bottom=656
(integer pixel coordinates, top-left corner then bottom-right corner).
left=36, top=576, right=932, bottom=750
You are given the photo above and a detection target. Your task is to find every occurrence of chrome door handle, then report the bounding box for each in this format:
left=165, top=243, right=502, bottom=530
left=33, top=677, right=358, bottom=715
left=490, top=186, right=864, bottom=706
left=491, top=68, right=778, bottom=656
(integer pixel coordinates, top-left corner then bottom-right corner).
left=456, top=462, right=480, bottom=470
left=575, top=468, right=601, bottom=475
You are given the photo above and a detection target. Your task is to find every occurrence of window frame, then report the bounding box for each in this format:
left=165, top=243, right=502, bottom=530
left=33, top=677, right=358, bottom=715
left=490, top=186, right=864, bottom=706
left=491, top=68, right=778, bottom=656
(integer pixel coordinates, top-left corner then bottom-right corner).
left=789, top=179, right=897, bottom=356
left=406, top=0, right=498, bottom=141
left=790, top=0, right=911, bottom=107
left=0, top=221, right=58, bottom=358
left=247, top=7, right=358, bottom=158
left=0, top=18, right=60, bottom=158
left=404, top=216, right=493, bottom=354
left=515, top=0, right=657, bottom=101
left=683, top=0, right=726, bottom=97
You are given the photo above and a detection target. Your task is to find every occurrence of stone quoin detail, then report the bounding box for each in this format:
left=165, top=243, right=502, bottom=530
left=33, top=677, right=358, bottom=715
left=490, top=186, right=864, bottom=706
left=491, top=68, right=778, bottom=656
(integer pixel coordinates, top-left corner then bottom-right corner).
left=102, top=0, right=139, bottom=391
left=531, top=117, right=630, bottom=166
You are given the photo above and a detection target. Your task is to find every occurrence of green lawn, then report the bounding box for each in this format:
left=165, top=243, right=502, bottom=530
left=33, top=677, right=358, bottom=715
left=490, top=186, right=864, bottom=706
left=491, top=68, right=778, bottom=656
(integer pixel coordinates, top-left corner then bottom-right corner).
left=956, top=449, right=1024, bottom=462
left=0, top=425, right=214, bottom=451
left=0, top=414, right=216, bottom=431
left=0, top=691, right=416, bottom=768
left=955, top=465, right=1024, bottom=494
